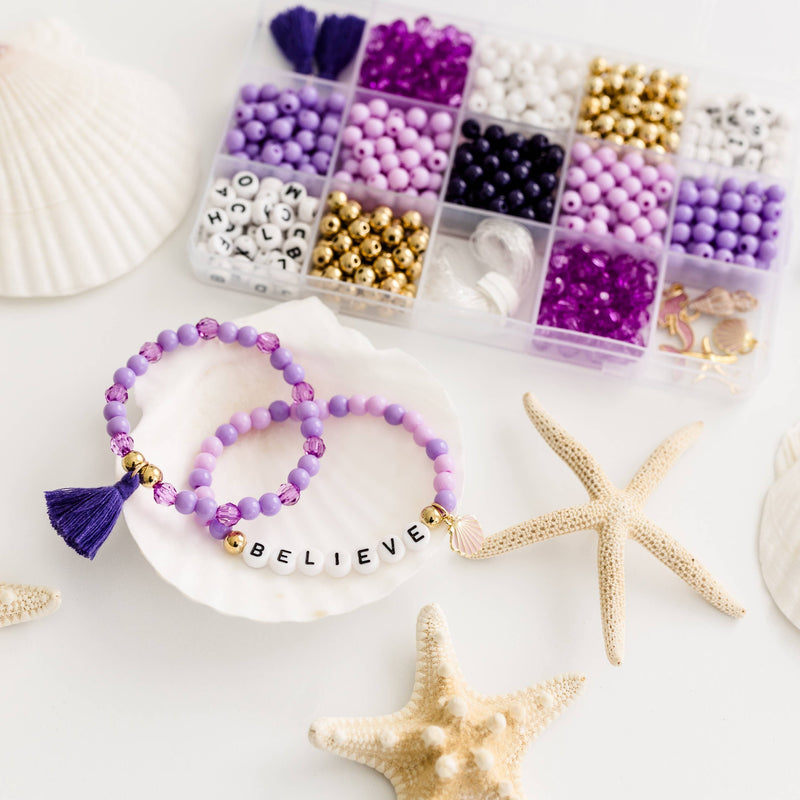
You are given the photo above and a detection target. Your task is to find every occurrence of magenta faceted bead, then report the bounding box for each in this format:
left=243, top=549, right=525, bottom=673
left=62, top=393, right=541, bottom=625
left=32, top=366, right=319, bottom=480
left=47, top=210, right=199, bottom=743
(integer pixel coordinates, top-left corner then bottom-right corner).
left=278, top=483, right=300, bottom=506
left=255, top=331, right=280, bottom=353
left=292, top=381, right=315, bottom=402
left=110, top=432, right=134, bottom=456
left=153, top=482, right=178, bottom=506
left=304, top=436, right=326, bottom=457
left=215, top=502, right=242, bottom=526
left=105, top=384, right=128, bottom=403
left=196, top=317, right=219, bottom=340
left=139, top=341, right=163, bottom=363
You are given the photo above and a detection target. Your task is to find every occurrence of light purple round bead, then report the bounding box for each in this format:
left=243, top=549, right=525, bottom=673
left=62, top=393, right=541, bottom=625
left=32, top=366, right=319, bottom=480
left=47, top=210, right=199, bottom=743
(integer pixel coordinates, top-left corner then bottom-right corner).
left=284, top=362, right=305, bottom=385
left=189, top=468, right=212, bottom=489
left=106, top=416, right=130, bottom=436
left=269, top=400, right=290, bottom=422
left=300, top=417, right=323, bottom=438
left=425, top=438, right=449, bottom=460
left=103, top=401, right=126, bottom=420
left=208, top=520, right=230, bottom=540
left=237, top=325, right=258, bottom=347
left=258, top=83, right=279, bottom=101
left=329, top=395, right=349, bottom=417
left=194, top=497, right=218, bottom=522
left=434, top=490, right=457, bottom=512
left=238, top=496, right=261, bottom=521
left=217, top=322, right=238, bottom=343
left=259, top=492, right=282, bottom=516
left=255, top=101, right=278, bottom=123
left=230, top=411, right=252, bottom=434
left=270, top=347, right=293, bottom=369
left=240, top=83, right=259, bottom=103
left=175, top=491, right=198, bottom=515
left=288, top=467, right=311, bottom=491
left=177, top=324, right=200, bottom=346
left=298, top=454, right=320, bottom=476
left=251, top=407, right=271, bottom=429
left=126, top=354, right=149, bottom=376
left=113, top=366, right=136, bottom=389
left=296, top=400, right=319, bottom=420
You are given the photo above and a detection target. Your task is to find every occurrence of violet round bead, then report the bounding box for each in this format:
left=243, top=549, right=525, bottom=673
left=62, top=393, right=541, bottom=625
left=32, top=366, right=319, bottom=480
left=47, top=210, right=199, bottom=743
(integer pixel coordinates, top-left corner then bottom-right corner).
left=126, top=354, right=149, bottom=376
left=250, top=407, right=271, bottom=430
left=284, top=362, right=305, bottom=385
left=434, top=490, right=457, bottom=513
left=106, top=416, right=130, bottom=436
left=300, top=416, right=324, bottom=438
left=156, top=329, right=179, bottom=352
left=177, top=323, right=199, bottom=346
left=259, top=492, right=282, bottom=516
left=174, top=491, right=198, bottom=515
left=270, top=347, right=293, bottom=369
left=208, top=520, right=231, bottom=540
left=298, top=454, right=320, bottom=477
left=217, top=322, right=239, bottom=344
left=194, top=497, right=218, bottom=522
left=113, top=366, right=136, bottom=389
left=329, top=395, right=349, bottom=417
left=103, top=401, right=126, bottom=420
left=288, top=467, right=311, bottom=491
left=237, top=325, right=258, bottom=347
left=384, top=403, right=405, bottom=425
left=216, top=423, right=238, bottom=446
left=269, top=400, right=290, bottom=422
left=296, top=400, right=319, bottom=420
left=189, top=468, right=212, bottom=489
left=425, top=438, right=449, bottom=460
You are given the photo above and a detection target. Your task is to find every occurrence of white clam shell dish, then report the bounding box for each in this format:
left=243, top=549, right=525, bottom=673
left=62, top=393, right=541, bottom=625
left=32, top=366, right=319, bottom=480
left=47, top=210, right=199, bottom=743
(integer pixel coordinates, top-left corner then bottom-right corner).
left=759, top=421, right=800, bottom=630
left=122, top=298, right=462, bottom=622
left=0, top=19, right=197, bottom=297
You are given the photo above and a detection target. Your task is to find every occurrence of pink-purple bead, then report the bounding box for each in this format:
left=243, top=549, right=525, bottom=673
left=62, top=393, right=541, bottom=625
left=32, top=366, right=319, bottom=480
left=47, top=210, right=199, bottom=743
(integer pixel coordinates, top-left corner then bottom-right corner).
left=153, top=482, right=177, bottom=507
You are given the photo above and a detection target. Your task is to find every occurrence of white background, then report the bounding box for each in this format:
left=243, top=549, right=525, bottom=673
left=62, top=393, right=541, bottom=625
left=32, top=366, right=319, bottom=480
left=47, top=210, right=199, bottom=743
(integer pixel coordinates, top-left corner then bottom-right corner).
left=2, top=1, right=800, bottom=798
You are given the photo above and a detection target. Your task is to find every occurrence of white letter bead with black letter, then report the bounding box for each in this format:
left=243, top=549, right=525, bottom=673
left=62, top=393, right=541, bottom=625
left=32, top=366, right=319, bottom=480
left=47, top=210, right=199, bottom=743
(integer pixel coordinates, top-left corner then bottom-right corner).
left=378, top=535, right=406, bottom=564
left=243, top=539, right=270, bottom=568
left=252, top=192, right=279, bottom=225
left=352, top=546, right=379, bottom=575
left=282, top=236, right=308, bottom=261
left=269, top=203, right=295, bottom=229
left=269, top=547, right=296, bottom=575
left=403, top=521, right=431, bottom=550
left=325, top=550, right=352, bottom=578
left=232, top=170, right=259, bottom=198
left=298, top=548, right=324, bottom=576
left=296, top=196, right=319, bottom=222
left=208, top=233, right=233, bottom=256
left=227, top=199, right=252, bottom=226
left=255, top=223, right=283, bottom=251
left=202, top=208, right=229, bottom=234
left=280, top=181, right=307, bottom=206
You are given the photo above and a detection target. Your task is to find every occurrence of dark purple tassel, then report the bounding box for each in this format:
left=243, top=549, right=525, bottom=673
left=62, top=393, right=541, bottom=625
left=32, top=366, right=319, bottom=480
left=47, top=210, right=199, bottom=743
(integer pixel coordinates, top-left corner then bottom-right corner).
left=315, top=14, right=366, bottom=80
left=269, top=6, right=317, bottom=75
left=45, top=472, right=139, bottom=560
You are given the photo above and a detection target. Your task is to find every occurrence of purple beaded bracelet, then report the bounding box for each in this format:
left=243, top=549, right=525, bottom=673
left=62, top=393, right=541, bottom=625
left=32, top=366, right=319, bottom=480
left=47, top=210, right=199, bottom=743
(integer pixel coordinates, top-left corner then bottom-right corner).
left=187, top=393, right=482, bottom=560
left=45, top=317, right=322, bottom=560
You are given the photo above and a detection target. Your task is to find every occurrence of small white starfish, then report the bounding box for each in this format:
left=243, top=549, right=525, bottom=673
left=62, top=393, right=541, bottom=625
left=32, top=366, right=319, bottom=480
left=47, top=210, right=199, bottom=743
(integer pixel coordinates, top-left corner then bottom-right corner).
left=0, top=582, right=60, bottom=628
left=309, top=603, right=584, bottom=800
left=466, top=393, right=745, bottom=666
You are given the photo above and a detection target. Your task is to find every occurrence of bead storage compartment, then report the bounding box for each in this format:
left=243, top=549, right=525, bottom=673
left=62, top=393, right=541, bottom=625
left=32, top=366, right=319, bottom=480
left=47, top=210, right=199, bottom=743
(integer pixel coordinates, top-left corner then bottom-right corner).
left=189, top=1, right=793, bottom=397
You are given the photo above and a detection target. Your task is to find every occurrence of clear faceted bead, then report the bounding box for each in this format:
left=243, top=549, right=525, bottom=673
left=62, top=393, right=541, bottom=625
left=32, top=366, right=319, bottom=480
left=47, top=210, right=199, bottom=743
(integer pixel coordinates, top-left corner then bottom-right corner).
left=139, top=341, right=163, bottom=363
left=291, top=381, right=315, bottom=402
left=110, top=432, right=134, bottom=456
left=153, top=482, right=177, bottom=506
left=105, top=384, right=129, bottom=403
left=196, top=317, right=220, bottom=340
left=255, top=331, right=280, bottom=353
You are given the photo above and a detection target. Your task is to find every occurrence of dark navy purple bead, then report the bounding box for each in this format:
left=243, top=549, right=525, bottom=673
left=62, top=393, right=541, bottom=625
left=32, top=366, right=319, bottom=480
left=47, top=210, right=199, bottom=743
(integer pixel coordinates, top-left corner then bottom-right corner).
left=461, top=118, right=481, bottom=139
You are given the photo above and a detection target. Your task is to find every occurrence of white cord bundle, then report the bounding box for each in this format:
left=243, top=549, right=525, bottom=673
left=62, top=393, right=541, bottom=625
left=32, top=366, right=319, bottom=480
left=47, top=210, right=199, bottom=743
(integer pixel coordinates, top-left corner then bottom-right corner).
left=425, top=218, right=537, bottom=316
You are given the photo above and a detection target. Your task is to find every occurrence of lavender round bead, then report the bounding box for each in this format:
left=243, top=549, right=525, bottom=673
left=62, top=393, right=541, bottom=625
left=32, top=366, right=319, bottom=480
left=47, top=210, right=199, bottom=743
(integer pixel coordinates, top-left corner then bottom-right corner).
left=175, top=491, right=198, bottom=515
left=329, top=394, right=349, bottom=417
left=384, top=403, right=405, bottom=425
left=259, top=492, right=282, bottom=516
left=126, top=354, right=149, bottom=376
left=269, top=400, right=290, bottom=422
left=216, top=424, right=238, bottom=446
left=103, top=401, right=126, bottom=420
left=113, top=367, right=136, bottom=389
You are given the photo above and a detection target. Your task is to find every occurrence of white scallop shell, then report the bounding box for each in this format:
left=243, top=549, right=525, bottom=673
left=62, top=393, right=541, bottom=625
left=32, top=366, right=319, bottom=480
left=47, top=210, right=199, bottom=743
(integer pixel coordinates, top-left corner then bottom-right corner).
left=0, top=20, right=197, bottom=297
left=0, top=582, right=61, bottom=628
left=760, top=423, right=800, bottom=630
left=449, top=515, right=484, bottom=556
left=121, top=298, right=463, bottom=622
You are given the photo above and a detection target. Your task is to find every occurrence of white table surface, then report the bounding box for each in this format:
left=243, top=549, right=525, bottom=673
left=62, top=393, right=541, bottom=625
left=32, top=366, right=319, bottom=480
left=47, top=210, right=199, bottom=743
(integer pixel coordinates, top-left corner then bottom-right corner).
left=2, top=1, right=800, bottom=797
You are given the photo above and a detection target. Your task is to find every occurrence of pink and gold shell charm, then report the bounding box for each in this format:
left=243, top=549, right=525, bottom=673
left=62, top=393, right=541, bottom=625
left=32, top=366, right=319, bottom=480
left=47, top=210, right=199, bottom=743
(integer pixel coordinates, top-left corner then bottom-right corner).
left=420, top=503, right=484, bottom=556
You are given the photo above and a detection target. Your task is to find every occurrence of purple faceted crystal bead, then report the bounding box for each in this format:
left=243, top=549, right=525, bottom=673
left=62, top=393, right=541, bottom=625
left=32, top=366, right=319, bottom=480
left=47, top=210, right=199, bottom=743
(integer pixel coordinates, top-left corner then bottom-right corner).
left=110, top=432, right=134, bottom=456
left=216, top=502, right=242, bottom=526
left=196, top=317, right=219, bottom=340
left=304, top=436, right=326, bottom=457
left=153, top=482, right=177, bottom=506
left=105, top=383, right=128, bottom=403
left=255, top=331, right=280, bottom=353
left=292, top=381, right=314, bottom=402
left=139, top=341, right=163, bottom=363
left=278, top=483, right=300, bottom=506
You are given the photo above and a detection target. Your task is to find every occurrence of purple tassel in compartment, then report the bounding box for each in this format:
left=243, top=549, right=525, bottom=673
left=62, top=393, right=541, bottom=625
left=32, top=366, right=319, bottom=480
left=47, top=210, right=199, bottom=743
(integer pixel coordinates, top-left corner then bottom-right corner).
left=269, top=6, right=318, bottom=75
left=315, top=13, right=366, bottom=80
left=45, top=472, right=139, bottom=560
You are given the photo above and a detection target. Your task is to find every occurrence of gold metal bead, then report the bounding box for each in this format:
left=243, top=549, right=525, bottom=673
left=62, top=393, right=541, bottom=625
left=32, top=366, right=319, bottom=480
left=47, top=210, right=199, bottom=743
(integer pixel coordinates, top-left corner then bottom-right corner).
left=327, top=190, right=348, bottom=211
left=643, top=81, right=667, bottom=102
left=605, top=132, right=625, bottom=145
left=623, top=77, right=644, bottom=96
left=665, top=87, right=687, bottom=108
left=348, top=218, right=371, bottom=241
left=649, top=68, right=669, bottom=84
left=139, top=463, right=162, bottom=488
left=589, top=56, right=608, bottom=75
left=309, top=268, right=323, bottom=277
left=401, top=209, right=423, bottom=231
left=637, top=122, right=659, bottom=144
left=585, top=129, right=601, bottom=139
left=405, top=260, right=423, bottom=283
left=658, top=129, right=681, bottom=152
left=382, top=223, right=404, bottom=248
left=372, top=254, right=395, bottom=280
left=641, top=101, right=665, bottom=122
left=579, top=96, right=601, bottom=118
left=370, top=206, right=393, bottom=231
left=323, top=265, right=343, bottom=281
left=311, top=244, right=333, bottom=268
left=662, top=108, right=684, bottom=130
left=593, top=113, right=615, bottom=134
left=400, top=285, right=417, bottom=298
left=338, top=251, right=362, bottom=274
left=618, top=93, right=642, bottom=116
left=649, top=143, right=667, bottom=154
left=420, top=504, right=444, bottom=527
left=669, top=73, right=689, bottom=90
left=354, top=265, right=376, bottom=286
left=627, top=136, right=645, bottom=149
left=338, top=199, right=362, bottom=223
left=223, top=531, right=246, bottom=555
left=330, top=232, right=353, bottom=254
left=379, top=276, right=403, bottom=293
left=607, top=108, right=622, bottom=122
left=121, top=451, right=146, bottom=474
left=392, top=246, right=415, bottom=270
left=603, top=72, right=624, bottom=94
left=576, top=118, right=593, bottom=135
left=597, top=93, right=611, bottom=112
left=624, top=62, right=647, bottom=80
left=319, top=213, right=341, bottom=237
left=608, top=63, right=626, bottom=76
left=392, top=270, right=408, bottom=288
left=615, top=116, right=636, bottom=137
left=359, top=235, right=383, bottom=260
left=407, top=229, right=429, bottom=255
left=585, top=75, right=605, bottom=95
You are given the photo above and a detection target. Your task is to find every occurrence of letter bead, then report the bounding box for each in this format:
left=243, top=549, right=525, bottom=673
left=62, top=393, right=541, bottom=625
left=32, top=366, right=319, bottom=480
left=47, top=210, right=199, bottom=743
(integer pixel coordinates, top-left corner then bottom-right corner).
left=243, top=539, right=270, bottom=568
left=325, top=550, right=352, bottom=578
left=269, top=547, right=296, bottom=575
left=269, top=202, right=295, bottom=230
left=202, top=208, right=230, bottom=234
left=233, top=234, right=257, bottom=260
left=288, top=222, right=312, bottom=240
left=378, top=535, right=406, bottom=564
left=208, top=233, right=233, bottom=255
left=252, top=192, right=279, bottom=225
left=298, top=548, right=324, bottom=576
left=227, top=199, right=252, bottom=226
left=209, top=180, right=235, bottom=207
left=280, top=181, right=308, bottom=207
left=403, top=521, right=431, bottom=551
left=353, top=545, right=380, bottom=575
left=296, top=196, right=319, bottom=223
left=282, top=236, right=308, bottom=261
left=232, top=170, right=260, bottom=199
left=255, top=223, right=283, bottom=251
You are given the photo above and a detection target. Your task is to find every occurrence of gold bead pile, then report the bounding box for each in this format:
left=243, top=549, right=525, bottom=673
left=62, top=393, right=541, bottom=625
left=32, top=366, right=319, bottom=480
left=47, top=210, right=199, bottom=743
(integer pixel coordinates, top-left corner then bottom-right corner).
left=577, top=57, right=688, bottom=153
left=310, top=190, right=429, bottom=298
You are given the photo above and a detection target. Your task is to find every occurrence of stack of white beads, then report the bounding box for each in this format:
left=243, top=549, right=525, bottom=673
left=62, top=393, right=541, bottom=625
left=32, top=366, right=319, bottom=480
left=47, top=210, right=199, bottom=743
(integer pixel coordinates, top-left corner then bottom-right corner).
left=466, top=38, right=585, bottom=129
left=196, top=171, right=320, bottom=287
left=680, top=94, right=790, bottom=175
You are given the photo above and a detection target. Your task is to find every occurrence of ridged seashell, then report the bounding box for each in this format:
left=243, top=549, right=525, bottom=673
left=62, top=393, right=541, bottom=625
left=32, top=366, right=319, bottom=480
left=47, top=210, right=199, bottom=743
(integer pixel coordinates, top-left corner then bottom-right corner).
left=0, top=20, right=197, bottom=297
left=760, top=426, right=800, bottom=630
left=689, top=287, right=758, bottom=317
left=711, top=317, right=757, bottom=355
left=449, top=515, right=484, bottom=556
left=0, top=583, right=61, bottom=628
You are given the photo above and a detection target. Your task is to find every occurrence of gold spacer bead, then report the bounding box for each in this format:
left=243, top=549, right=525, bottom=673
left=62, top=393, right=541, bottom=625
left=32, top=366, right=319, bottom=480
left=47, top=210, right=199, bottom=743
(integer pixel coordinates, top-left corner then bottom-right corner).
left=593, top=113, right=615, bottom=134
left=359, top=235, right=383, bottom=260
left=407, top=229, right=429, bottom=256
left=649, top=68, right=669, bottom=84
left=624, top=62, right=647, bottom=80
left=618, top=93, right=642, bottom=116
left=588, top=56, right=608, bottom=75
left=669, top=73, right=689, bottom=90
left=379, top=276, right=403, bottom=293
left=348, top=218, right=371, bottom=242
left=311, top=244, right=333, bottom=268
left=224, top=531, right=246, bottom=555
left=662, top=108, right=684, bottom=130
left=615, top=116, right=636, bottom=138
left=604, top=132, right=625, bottom=145
left=381, top=223, right=405, bottom=248
left=637, top=121, right=659, bottom=144
left=585, top=75, right=605, bottom=95
left=665, top=87, right=687, bottom=108
left=623, top=77, right=645, bottom=96
left=338, top=251, right=362, bottom=275
left=354, top=265, right=376, bottom=286
left=421, top=504, right=445, bottom=527
left=641, top=101, right=665, bottom=123
left=643, top=81, right=668, bottom=102
left=319, top=213, right=341, bottom=237
left=575, top=118, right=593, bottom=135
left=338, top=200, right=362, bottom=223
left=401, top=209, right=423, bottom=231
left=327, top=190, right=348, bottom=212
left=122, top=451, right=146, bottom=474
left=405, top=260, right=423, bottom=283
left=579, top=96, right=601, bottom=118
left=604, top=72, right=624, bottom=94
left=626, top=136, right=645, bottom=149
left=323, top=265, right=343, bottom=281
left=139, top=463, right=162, bottom=488
left=330, top=232, right=353, bottom=254
left=392, top=246, right=415, bottom=270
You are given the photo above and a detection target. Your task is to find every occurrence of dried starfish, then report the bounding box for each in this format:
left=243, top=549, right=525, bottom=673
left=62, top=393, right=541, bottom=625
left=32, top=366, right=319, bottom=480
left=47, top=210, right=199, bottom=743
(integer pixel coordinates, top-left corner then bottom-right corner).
left=309, top=604, right=584, bottom=800
left=465, top=393, right=745, bottom=666
left=0, top=582, right=60, bottom=628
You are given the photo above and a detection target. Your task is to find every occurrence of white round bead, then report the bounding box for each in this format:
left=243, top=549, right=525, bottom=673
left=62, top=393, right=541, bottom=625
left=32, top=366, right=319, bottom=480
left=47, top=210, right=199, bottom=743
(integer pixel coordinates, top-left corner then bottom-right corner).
left=259, top=176, right=284, bottom=194
left=202, top=207, right=230, bottom=234
left=680, top=121, right=700, bottom=144
left=296, top=195, right=319, bottom=223
left=725, top=132, right=748, bottom=158
left=490, top=57, right=511, bottom=81
left=543, top=43, right=565, bottom=64
left=761, top=139, right=779, bottom=158
left=512, top=60, right=534, bottom=82
left=477, top=43, right=497, bottom=67
left=504, top=90, right=526, bottom=115
left=279, top=181, right=307, bottom=207
left=467, top=92, right=489, bottom=114
left=558, top=68, right=580, bottom=91
left=535, top=97, right=556, bottom=119
left=209, top=179, right=235, bottom=207
left=473, top=66, right=494, bottom=88
left=734, top=102, right=762, bottom=127
left=539, top=75, right=559, bottom=98
left=486, top=103, right=507, bottom=119
left=378, top=535, right=406, bottom=563
left=243, top=539, right=270, bottom=568
left=231, top=254, right=254, bottom=273
left=760, top=157, right=782, bottom=176
left=696, top=127, right=713, bottom=147
left=252, top=192, right=279, bottom=225
left=227, top=198, right=252, bottom=226
left=269, top=547, right=296, bottom=575
left=232, top=170, right=259, bottom=198
left=694, top=145, right=711, bottom=161
left=485, top=82, right=505, bottom=103
left=522, top=41, right=543, bottom=62
left=747, top=121, right=769, bottom=145
left=298, top=548, right=324, bottom=576
left=710, top=148, right=733, bottom=167
left=282, top=236, right=308, bottom=261
left=553, top=92, right=574, bottom=112
left=520, top=109, right=543, bottom=126
left=497, top=40, right=521, bottom=61
left=709, top=129, right=727, bottom=149
left=233, top=234, right=257, bottom=260
left=324, top=550, right=352, bottom=578
left=208, top=232, right=233, bottom=256
left=742, top=148, right=762, bottom=171
left=352, top=545, right=380, bottom=575
left=269, top=202, right=295, bottom=230
left=521, top=82, right=544, bottom=106
left=403, top=521, right=431, bottom=551
left=680, top=142, right=697, bottom=159
left=537, top=63, right=557, bottom=81
left=255, top=223, right=283, bottom=251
